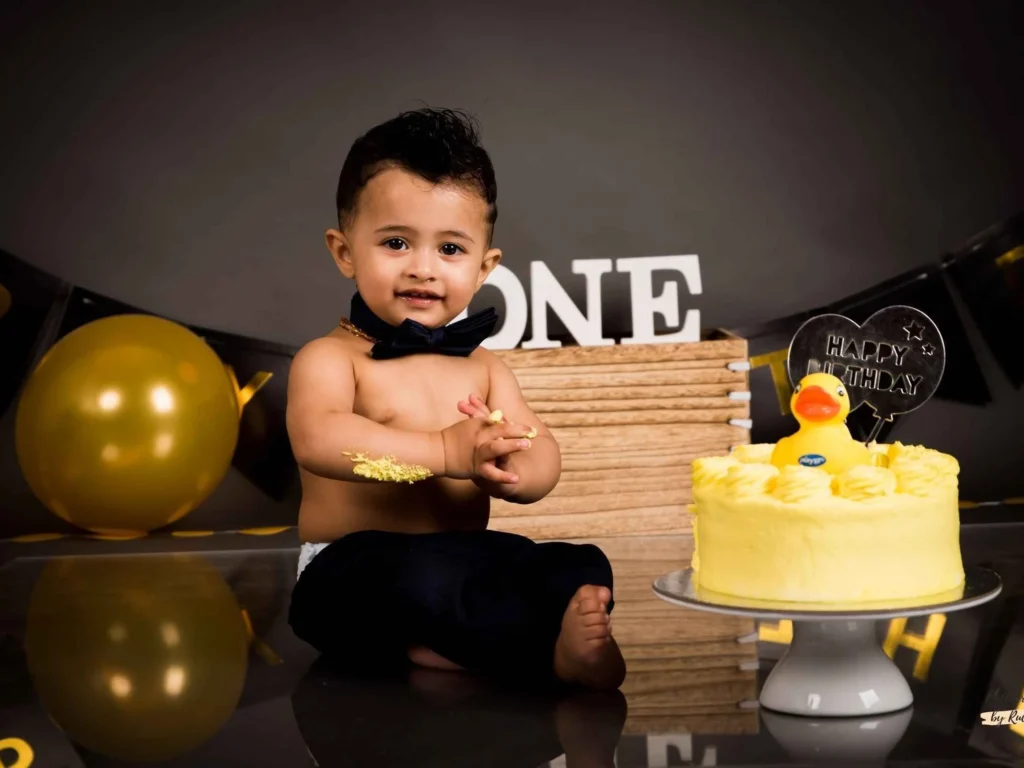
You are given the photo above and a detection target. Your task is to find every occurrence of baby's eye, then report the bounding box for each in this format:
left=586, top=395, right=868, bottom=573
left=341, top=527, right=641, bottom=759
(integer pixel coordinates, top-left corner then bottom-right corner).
left=836, top=386, right=846, bottom=397
left=440, top=243, right=464, bottom=256
left=384, top=238, right=407, bottom=250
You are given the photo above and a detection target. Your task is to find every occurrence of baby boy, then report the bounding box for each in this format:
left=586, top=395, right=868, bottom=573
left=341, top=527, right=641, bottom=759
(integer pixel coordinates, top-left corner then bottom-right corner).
left=286, top=107, right=625, bottom=689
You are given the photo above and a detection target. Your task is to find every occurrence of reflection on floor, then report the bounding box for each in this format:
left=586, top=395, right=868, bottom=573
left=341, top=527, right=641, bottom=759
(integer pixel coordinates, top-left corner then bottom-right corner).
left=0, top=529, right=1022, bottom=766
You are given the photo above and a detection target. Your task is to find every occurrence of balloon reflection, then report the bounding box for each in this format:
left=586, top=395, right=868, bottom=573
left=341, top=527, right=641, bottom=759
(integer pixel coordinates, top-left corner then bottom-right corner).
left=25, top=554, right=250, bottom=762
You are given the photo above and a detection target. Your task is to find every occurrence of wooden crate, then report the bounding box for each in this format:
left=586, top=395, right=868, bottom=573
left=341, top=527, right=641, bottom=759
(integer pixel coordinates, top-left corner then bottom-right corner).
left=491, top=333, right=750, bottom=540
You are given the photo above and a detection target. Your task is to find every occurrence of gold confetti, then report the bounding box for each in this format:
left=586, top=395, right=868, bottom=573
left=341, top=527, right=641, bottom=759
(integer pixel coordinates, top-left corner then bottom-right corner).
left=342, top=451, right=433, bottom=483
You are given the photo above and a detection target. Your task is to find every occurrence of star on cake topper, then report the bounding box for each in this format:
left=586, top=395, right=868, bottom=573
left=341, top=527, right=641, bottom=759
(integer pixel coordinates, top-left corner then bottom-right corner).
left=903, top=319, right=925, bottom=340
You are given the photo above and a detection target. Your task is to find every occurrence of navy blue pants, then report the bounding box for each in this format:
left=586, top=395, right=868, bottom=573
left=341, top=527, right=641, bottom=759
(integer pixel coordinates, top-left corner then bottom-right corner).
left=288, top=529, right=614, bottom=680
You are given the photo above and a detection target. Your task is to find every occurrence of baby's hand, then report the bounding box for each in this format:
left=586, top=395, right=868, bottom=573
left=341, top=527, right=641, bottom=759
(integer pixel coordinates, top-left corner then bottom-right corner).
left=440, top=413, right=532, bottom=484
left=457, top=395, right=537, bottom=438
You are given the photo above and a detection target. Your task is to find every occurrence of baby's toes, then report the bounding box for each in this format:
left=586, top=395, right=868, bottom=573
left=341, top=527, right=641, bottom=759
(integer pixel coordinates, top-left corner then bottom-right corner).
left=582, top=611, right=609, bottom=627
left=577, top=597, right=605, bottom=615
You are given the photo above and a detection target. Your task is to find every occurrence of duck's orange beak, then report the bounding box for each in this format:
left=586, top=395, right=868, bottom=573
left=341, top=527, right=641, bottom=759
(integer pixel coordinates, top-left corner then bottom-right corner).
left=794, top=385, right=840, bottom=422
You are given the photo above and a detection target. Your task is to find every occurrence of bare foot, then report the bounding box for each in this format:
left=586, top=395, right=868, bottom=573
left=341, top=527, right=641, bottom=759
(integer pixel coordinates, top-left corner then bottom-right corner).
left=553, top=586, right=626, bottom=690
left=408, top=645, right=465, bottom=671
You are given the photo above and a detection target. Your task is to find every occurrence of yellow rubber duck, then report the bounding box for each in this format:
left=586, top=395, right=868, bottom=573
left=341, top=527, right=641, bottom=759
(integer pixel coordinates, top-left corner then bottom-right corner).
left=770, top=372, right=871, bottom=475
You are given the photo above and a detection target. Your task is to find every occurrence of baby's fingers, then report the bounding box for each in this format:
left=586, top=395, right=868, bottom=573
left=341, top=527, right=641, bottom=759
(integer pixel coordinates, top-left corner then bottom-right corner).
left=478, top=461, right=519, bottom=485
left=458, top=399, right=486, bottom=419
left=479, top=437, right=531, bottom=462
left=491, top=422, right=537, bottom=441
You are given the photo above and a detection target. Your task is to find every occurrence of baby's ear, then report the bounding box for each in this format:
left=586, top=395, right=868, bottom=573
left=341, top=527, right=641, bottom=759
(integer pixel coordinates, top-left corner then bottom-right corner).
left=326, top=228, right=355, bottom=278
left=477, top=247, right=502, bottom=289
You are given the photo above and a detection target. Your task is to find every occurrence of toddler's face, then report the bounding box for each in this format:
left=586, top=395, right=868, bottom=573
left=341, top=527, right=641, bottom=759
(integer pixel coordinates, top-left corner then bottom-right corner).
left=327, top=167, right=501, bottom=328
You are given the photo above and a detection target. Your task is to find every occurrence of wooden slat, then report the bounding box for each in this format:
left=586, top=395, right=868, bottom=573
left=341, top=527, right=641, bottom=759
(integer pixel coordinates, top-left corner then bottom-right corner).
left=490, top=506, right=690, bottom=539
left=521, top=382, right=740, bottom=401
left=494, top=339, right=747, bottom=367
left=515, top=368, right=745, bottom=389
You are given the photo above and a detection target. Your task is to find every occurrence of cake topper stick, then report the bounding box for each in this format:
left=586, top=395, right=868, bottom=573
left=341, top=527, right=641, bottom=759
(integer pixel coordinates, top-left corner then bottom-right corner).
left=786, top=305, right=946, bottom=443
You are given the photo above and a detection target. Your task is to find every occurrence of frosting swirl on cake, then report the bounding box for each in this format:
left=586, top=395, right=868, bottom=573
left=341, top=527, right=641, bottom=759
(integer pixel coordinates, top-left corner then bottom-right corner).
left=888, top=442, right=959, bottom=474
left=692, top=456, right=741, bottom=488
left=771, top=465, right=834, bottom=502
left=724, top=463, right=780, bottom=497
left=730, top=443, right=775, bottom=464
left=835, top=465, right=897, bottom=501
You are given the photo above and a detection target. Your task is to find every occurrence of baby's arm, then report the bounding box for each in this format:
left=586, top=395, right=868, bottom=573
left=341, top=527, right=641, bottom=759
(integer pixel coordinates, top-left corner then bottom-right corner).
left=482, top=351, right=562, bottom=504
left=286, top=338, right=445, bottom=481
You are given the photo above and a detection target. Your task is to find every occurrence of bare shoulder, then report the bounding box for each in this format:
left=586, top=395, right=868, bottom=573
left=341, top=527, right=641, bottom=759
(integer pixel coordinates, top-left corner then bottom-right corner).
left=472, top=347, right=519, bottom=388
left=288, top=331, right=362, bottom=414
left=291, top=333, right=356, bottom=374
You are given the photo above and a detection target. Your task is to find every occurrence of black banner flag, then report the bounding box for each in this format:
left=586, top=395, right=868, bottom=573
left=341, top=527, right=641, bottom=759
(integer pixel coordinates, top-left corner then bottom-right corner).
left=945, top=211, right=1024, bottom=389
left=0, top=251, right=71, bottom=420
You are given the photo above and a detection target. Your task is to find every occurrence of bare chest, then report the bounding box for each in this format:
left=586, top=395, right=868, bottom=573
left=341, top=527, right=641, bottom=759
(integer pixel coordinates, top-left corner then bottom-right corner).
left=352, top=354, right=490, bottom=431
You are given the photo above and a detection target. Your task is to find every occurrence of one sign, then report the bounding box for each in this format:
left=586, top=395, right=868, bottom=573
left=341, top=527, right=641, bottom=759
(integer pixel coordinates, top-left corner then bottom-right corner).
left=453, top=255, right=703, bottom=349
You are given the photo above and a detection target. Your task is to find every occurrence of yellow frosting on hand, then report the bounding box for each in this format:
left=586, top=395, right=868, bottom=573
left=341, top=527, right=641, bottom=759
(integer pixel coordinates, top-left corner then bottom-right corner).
left=692, top=456, right=741, bottom=488
left=724, top=463, right=780, bottom=497
left=772, top=465, right=833, bottom=502
left=730, top=443, right=775, bottom=464
left=835, top=465, right=897, bottom=501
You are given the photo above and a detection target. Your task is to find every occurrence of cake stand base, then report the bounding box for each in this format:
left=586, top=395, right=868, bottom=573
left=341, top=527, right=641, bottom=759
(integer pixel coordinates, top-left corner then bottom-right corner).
left=759, top=620, right=910, bottom=716
left=651, top=567, right=1002, bottom=718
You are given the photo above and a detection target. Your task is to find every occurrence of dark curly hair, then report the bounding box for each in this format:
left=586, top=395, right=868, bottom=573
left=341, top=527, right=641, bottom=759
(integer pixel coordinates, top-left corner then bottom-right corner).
left=335, top=108, right=498, bottom=238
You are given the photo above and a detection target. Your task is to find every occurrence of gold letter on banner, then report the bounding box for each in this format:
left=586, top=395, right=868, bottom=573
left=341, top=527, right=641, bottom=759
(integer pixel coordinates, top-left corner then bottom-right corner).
left=883, top=614, right=946, bottom=682
left=0, top=737, right=34, bottom=768
left=224, top=366, right=273, bottom=417
left=749, top=349, right=793, bottom=416
left=758, top=620, right=793, bottom=644
left=995, top=245, right=1023, bottom=269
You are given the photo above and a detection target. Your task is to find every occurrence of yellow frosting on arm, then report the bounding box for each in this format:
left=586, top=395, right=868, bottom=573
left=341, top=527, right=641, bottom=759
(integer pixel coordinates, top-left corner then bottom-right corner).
left=772, top=465, right=834, bottom=502
left=835, top=464, right=897, bottom=501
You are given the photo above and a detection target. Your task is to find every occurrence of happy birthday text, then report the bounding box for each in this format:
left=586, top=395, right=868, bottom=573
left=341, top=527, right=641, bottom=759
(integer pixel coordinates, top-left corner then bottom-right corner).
left=808, top=334, right=923, bottom=395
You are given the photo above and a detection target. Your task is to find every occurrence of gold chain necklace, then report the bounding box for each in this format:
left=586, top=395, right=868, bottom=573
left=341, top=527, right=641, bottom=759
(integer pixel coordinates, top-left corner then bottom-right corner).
left=338, top=317, right=378, bottom=344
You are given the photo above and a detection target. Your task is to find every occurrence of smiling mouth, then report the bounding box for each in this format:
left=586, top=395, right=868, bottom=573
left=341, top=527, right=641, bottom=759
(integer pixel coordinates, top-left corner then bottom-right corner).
left=396, top=290, right=443, bottom=305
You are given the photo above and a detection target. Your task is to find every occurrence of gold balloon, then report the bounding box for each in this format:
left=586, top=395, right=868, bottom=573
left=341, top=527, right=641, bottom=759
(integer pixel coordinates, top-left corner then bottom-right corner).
left=25, top=554, right=250, bottom=762
left=15, top=314, right=239, bottom=533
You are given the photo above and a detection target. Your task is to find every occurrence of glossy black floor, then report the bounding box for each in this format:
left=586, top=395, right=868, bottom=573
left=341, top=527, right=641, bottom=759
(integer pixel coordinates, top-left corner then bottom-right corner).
left=1, top=518, right=1023, bottom=767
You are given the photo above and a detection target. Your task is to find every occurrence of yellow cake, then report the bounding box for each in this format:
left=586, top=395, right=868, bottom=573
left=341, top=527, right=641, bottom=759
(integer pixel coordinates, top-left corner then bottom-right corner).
left=689, top=441, right=965, bottom=604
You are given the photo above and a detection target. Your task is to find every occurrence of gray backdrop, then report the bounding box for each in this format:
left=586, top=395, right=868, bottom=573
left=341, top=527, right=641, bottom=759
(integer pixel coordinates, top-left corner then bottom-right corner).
left=1, top=0, right=1023, bottom=505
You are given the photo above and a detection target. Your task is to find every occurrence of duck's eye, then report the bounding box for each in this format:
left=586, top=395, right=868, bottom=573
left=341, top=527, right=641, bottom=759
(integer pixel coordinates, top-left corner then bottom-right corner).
left=794, top=384, right=802, bottom=393
left=836, top=386, right=846, bottom=397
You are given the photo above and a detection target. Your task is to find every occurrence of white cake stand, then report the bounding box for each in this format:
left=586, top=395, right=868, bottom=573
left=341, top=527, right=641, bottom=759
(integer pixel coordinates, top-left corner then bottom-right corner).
left=652, top=566, right=1001, bottom=717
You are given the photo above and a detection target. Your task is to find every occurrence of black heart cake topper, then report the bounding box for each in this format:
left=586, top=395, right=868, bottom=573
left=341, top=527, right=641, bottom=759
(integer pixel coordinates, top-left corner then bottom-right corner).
left=786, top=305, right=946, bottom=442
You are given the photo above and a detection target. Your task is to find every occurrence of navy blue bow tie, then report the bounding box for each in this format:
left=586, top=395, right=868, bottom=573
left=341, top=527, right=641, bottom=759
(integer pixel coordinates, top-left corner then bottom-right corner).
left=347, top=292, right=498, bottom=360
